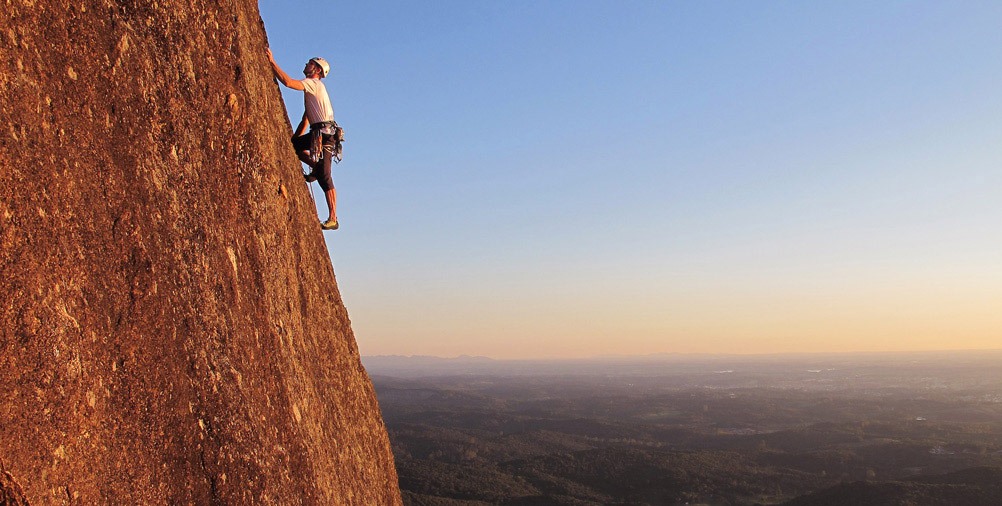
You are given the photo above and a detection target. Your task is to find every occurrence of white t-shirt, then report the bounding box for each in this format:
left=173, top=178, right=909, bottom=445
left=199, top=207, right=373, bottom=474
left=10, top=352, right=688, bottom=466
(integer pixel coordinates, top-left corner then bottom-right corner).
left=302, top=78, right=334, bottom=128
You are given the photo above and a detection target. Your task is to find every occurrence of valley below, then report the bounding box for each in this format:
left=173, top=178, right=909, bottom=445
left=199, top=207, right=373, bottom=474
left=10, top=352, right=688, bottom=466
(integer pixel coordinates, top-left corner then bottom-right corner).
left=366, top=351, right=1002, bottom=505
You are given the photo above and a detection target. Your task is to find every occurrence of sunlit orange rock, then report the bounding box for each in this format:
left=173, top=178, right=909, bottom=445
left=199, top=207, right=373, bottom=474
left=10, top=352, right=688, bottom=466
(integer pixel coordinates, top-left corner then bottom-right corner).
left=0, top=1, right=400, bottom=503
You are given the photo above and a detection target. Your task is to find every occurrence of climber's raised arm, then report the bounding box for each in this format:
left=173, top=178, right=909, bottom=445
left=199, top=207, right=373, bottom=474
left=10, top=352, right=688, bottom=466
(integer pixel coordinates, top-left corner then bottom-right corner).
left=267, top=49, right=305, bottom=91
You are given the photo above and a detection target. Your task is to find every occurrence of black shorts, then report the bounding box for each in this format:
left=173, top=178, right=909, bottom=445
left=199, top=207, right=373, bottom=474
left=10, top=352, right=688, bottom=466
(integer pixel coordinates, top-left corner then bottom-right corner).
left=291, top=132, right=336, bottom=191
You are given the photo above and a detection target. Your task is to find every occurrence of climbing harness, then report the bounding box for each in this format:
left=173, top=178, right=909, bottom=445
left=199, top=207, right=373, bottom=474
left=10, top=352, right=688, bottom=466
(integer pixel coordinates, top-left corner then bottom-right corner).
left=309, top=121, right=344, bottom=164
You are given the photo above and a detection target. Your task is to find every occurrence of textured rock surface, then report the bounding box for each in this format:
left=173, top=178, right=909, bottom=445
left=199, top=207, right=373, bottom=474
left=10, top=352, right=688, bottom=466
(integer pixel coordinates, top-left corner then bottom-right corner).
left=0, top=1, right=400, bottom=504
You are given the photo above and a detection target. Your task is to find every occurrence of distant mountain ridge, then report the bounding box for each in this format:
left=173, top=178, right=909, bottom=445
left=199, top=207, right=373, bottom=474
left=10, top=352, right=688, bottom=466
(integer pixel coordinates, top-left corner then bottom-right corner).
left=363, top=349, right=1002, bottom=378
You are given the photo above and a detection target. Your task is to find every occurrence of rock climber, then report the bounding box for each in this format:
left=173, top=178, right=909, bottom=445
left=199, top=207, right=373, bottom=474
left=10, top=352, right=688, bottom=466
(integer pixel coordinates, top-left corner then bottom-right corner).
left=266, top=48, right=340, bottom=231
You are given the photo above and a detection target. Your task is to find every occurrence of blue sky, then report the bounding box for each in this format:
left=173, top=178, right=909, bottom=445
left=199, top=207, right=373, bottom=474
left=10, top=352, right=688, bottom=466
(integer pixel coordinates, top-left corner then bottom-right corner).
left=259, top=1, right=1002, bottom=358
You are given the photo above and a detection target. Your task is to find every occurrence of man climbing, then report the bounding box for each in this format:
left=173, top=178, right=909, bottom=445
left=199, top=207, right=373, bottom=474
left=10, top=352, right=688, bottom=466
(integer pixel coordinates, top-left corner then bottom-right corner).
left=266, top=48, right=340, bottom=230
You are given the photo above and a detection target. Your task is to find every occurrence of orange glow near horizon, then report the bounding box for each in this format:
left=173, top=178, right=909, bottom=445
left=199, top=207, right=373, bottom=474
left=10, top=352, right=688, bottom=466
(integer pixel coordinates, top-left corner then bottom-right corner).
left=350, top=267, right=1002, bottom=359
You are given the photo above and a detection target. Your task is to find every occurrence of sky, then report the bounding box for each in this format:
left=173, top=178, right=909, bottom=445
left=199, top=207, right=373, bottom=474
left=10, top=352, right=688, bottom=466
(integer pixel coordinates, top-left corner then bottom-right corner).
left=258, top=1, right=1002, bottom=359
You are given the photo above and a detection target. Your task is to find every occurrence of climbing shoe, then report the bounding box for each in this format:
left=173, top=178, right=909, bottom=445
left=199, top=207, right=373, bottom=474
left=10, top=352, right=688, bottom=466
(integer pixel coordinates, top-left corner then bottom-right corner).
left=321, top=218, right=339, bottom=230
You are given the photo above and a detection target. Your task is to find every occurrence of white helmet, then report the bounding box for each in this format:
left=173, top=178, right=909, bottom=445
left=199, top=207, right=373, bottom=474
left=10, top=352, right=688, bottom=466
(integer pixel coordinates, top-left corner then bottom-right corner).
left=309, top=57, right=330, bottom=78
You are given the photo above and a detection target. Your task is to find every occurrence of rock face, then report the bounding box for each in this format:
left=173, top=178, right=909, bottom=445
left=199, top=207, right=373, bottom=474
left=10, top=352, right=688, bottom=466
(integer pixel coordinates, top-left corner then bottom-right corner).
left=0, top=1, right=401, bottom=504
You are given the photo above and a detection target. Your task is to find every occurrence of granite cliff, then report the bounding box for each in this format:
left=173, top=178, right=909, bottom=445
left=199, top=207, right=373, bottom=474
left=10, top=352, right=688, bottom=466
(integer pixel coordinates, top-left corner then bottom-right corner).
left=1, top=1, right=401, bottom=503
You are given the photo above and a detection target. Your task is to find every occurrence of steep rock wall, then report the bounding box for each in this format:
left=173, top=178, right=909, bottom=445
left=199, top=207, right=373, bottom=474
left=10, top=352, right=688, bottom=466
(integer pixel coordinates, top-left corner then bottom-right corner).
left=0, top=1, right=401, bottom=504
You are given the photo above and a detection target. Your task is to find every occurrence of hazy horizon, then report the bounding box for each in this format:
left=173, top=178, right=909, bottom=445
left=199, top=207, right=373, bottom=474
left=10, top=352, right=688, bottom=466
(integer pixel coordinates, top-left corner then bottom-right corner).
left=261, top=2, right=1002, bottom=359
left=363, top=347, right=1002, bottom=360
left=355, top=339, right=1002, bottom=362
